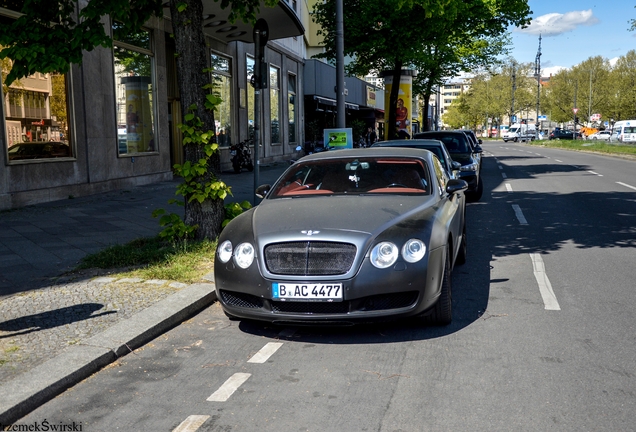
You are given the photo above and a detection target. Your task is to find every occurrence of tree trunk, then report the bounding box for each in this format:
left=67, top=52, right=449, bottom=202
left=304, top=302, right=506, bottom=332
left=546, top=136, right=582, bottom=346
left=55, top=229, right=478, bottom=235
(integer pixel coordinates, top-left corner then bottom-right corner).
left=387, top=59, right=403, bottom=140
left=169, top=0, right=225, bottom=240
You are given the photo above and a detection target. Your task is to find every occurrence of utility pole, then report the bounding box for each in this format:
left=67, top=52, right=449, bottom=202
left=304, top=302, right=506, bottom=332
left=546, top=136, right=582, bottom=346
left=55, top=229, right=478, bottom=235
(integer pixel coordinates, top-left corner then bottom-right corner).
left=510, top=62, right=516, bottom=126
left=335, top=0, right=345, bottom=128
left=534, top=35, right=542, bottom=137
left=587, top=70, right=593, bottom=125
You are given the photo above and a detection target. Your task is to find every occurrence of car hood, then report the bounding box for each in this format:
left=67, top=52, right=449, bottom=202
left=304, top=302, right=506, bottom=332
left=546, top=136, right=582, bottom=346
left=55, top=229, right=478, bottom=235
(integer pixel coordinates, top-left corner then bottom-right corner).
left=251, top=194, right=437, bottom=242
left=448, top=152, right=474, bottom=165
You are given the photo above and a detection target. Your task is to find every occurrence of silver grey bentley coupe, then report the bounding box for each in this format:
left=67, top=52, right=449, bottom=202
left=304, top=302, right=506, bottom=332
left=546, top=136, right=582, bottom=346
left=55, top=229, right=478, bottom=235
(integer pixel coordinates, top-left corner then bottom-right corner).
left=214, top=147, right=467, bottom=326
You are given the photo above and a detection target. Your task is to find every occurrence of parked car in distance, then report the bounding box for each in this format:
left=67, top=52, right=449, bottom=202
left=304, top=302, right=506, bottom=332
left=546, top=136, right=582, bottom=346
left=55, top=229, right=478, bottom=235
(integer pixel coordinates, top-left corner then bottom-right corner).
left=371, top=139, right=461, bottom=179
left=215, top=148, right=468, bottom=326
left=7, top=141, right=72, bottom=161
left=549, top=130, right=582, bottom=140
left=413, top=130, right=483, bottom=201
left=587, top=130, right=612, bottom=141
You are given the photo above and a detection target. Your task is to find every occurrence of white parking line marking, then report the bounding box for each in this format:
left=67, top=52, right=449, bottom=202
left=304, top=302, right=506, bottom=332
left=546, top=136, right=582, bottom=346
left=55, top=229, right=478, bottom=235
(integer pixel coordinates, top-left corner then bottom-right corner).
left=498, top=165, right=503, bottom=169
left=617, top=182, right=636, bottom=191
left=588, top=171, right=603, bottom=176
left=555, top=159, right=562, bottom=163
left=506, top=183, right=513, bottom=193
left=502, top=173, right=507, bottom=179
left=248, top=342, right=283, bottom=363
left=512, top=204, right=528, bottom=225
left=207, top=373, right=251, bottom=402
left=530, top=253, right=561, bottom=310
left=173, top=415, right=211, bottom=432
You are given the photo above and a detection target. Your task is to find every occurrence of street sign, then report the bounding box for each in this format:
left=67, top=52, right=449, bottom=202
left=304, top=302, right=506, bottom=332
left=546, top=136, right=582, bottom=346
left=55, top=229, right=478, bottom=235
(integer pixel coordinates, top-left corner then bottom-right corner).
left=573, top=108, right=579, bottom=114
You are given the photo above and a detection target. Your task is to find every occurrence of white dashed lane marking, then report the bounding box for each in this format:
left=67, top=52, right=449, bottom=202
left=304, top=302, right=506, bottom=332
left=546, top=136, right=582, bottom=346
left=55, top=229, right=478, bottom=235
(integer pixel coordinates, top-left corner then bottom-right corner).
left=512, top=204, right=528, bottom=225
left=172, top=415, right=211, bottom=432
left=248, top=342, right=283, bottom=363
left=207, top=373, right=252, bottom=402
left=530, top=253, right=561, bottom=311
left=505, top=183, right=513, bottom=193
left=617, top=182, right=636, bottom=191
left=588, top=170, right=603, bottom=176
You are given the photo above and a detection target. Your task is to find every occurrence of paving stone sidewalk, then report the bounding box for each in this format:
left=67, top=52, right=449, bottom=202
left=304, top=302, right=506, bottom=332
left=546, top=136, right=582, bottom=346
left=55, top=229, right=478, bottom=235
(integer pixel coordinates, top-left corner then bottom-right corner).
left=0, top=163, right=289, bottom=423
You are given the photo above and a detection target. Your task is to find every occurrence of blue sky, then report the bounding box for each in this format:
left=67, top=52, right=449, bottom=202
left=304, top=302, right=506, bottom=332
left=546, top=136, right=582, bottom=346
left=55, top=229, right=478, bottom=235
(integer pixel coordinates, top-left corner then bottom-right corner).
left=508, top=0, right=636, bottom=76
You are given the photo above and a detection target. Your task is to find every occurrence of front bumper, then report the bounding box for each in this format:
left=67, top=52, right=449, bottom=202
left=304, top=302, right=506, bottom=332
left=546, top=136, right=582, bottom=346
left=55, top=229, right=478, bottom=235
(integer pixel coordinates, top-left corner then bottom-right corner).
left=214, top=246, right=446, bottom=325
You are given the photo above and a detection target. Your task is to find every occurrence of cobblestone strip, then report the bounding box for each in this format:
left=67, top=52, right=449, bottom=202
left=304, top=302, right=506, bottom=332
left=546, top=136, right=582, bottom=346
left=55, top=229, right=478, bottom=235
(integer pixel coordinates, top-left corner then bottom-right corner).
left=0, top=277, right=184, bottom=383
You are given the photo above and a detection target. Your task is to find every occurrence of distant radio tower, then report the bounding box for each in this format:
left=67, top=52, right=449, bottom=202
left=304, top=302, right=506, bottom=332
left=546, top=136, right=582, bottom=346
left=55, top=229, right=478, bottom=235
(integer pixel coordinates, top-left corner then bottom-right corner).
left=535, top=34, right=542, bottom=132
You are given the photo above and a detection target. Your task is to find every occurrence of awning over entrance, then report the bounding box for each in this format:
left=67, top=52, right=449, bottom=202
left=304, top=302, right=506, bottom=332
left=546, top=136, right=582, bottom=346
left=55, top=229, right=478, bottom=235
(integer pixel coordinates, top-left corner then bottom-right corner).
left=162, top=0, right=304, bottom=43
left=313, top=96, right=359, bottom=111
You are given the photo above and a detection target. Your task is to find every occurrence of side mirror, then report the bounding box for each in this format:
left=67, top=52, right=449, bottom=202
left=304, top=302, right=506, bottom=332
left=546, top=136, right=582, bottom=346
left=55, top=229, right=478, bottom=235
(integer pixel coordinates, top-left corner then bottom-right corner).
left=478, top=139, right=483, bottom=144
left=451, top=161, right=462, bottom=170
left=475, top=145, right=483, bottom=153
left=446, top=179, right=468, bottom=195
left=255, top=184, right=271, bottom=199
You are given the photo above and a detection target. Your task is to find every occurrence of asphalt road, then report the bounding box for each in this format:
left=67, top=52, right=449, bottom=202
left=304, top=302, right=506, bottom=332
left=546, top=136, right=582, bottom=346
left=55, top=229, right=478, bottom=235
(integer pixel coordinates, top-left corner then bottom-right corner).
left=14, top=141, right=636, bottom=431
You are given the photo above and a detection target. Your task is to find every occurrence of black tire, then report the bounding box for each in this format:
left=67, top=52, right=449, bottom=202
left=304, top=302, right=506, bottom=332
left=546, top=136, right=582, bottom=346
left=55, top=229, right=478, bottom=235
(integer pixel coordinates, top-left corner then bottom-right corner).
left=232, top=159, right=241, bottom=173
left=425, top=246, right=453, bottom=325
left=514, top=137, right=518, bottom=142
left=473, top=176, right=484, bottom=201
left=456, top=223, right=467, bottom=266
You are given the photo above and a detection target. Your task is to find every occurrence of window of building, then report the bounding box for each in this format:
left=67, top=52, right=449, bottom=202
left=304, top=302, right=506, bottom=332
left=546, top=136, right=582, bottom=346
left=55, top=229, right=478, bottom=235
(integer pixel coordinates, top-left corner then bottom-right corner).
left=113, top=22, right=156, bottom=155
left=246, top=55, right=255, bottom=139
left=270, top=65, right=280, bottom=144
left=211, top=52, right=232, bottom=147
left=1, top=12, right=73, bottom=162
left=288, top=73, right=296, bottom=143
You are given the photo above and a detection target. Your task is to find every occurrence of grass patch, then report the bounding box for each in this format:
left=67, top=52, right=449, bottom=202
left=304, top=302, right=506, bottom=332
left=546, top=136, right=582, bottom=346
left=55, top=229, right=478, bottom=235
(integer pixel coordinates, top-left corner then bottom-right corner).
left=76, top=237, right=217, bottom=284
left=527, top=140, right=636, bottom=157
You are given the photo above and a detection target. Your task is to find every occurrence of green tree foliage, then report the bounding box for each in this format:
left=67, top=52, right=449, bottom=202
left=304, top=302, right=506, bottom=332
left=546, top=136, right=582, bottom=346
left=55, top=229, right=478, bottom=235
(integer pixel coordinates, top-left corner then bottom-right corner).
left=0, top=0, right=163, bottom=86
left=540, top=54, right=635, bottom=125
left=311, top=0, right=531, bottom=134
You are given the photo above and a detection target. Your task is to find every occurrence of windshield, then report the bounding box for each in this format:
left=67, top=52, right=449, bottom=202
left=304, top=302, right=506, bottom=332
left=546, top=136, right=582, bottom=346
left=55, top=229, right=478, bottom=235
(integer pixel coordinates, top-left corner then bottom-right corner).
left=509, top=127, right=519, bottom=133
left=270, top=157, right=431, bottom=198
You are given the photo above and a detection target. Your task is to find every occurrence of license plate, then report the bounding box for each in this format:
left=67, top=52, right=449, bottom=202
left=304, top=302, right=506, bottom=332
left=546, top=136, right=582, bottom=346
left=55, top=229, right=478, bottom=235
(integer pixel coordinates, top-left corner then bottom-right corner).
left=272, top=283, right=343, bottom=302
left=230, top=150, right=237, bottom=156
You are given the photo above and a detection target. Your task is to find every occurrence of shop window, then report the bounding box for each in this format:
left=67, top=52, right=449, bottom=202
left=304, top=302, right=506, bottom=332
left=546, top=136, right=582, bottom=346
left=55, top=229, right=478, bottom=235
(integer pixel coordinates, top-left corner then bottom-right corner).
left=211, top=52, right=232, bottom=147
left=270, top=65, right=280, bottom=144
left=1, top=12, right=73, bottom=162
left=113, top=22, right=156, bottom=155
left=288, top=74, right=296, bottom=143
left=246, top=55, right=255, bottom=140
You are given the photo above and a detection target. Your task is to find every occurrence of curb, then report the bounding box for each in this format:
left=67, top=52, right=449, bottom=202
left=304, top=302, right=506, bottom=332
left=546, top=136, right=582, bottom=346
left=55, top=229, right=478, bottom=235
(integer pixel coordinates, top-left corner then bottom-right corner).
left=0, top=282, right=217, bottom=425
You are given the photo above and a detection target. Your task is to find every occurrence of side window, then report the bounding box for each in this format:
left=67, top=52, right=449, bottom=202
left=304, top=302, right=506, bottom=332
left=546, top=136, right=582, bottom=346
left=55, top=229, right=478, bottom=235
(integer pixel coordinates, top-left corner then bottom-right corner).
left=2, top=12, right=74, bottom=163
left=113, top=22, right=156, bottom=155
left=211, top=52, right=232, bottom=147
left=432, top=156, right=448, bottom=195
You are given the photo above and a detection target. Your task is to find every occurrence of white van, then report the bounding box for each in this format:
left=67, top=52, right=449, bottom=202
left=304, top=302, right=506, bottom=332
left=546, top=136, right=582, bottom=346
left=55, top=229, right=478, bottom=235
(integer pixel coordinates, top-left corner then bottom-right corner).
left=611, top=120, right=636, bottom=143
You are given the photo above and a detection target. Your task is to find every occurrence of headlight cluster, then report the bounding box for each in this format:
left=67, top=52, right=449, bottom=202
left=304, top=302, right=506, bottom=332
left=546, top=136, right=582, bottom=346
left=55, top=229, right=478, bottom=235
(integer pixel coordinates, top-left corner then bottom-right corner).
left=370, top=239, right=426, bottom=269
left=217, top=240, right=255, bottom=269
left=460, top=163, right=478, bottom=172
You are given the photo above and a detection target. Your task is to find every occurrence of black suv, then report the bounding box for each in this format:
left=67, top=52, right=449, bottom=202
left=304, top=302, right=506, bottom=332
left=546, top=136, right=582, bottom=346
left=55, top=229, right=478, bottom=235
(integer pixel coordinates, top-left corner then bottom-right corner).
left=413, top=130, right=483, bottom=201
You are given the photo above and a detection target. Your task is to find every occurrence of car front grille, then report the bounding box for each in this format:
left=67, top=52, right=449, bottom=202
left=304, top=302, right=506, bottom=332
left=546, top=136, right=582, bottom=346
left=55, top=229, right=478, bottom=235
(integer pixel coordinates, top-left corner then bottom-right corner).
left=264, top=241, right=357, bottom=276
left=220, top=290, right=263, bottom=309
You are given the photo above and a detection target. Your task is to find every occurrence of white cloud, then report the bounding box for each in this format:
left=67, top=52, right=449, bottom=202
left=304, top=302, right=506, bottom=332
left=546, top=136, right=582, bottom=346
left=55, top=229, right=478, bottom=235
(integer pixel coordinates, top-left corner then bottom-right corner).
left=609, top=57, right=620, bottom=66
left=542, top=65, right=566, bottom=76
left=516, top=10, right=599, bottom=36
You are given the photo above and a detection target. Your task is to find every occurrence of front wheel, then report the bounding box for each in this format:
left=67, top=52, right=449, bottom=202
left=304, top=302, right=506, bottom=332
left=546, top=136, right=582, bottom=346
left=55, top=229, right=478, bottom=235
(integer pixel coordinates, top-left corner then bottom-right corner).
left=424, top=246, right=452, bottom=325
left=456, top=223, right=467, bottom=266
left=232, top=158, right=241, bottom=173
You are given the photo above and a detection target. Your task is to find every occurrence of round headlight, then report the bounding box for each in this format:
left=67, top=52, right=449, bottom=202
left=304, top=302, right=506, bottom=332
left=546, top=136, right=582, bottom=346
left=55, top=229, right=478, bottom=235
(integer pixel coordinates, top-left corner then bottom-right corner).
left=217, top=240, right=233, bottom=263
left=370, top=242, right=398, bottom=269
left=402, top=239, right=426, bottom=263
left=234, top=242, right=255, bottom=269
